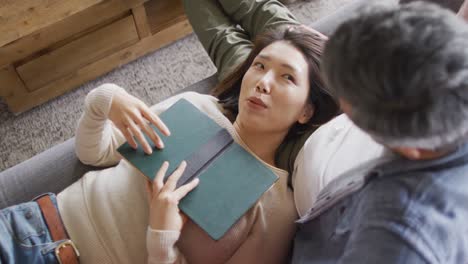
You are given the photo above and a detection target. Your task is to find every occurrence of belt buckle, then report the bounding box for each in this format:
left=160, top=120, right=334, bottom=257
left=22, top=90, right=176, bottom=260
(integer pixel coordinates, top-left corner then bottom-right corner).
left=55, top=239, right=80, bottom=264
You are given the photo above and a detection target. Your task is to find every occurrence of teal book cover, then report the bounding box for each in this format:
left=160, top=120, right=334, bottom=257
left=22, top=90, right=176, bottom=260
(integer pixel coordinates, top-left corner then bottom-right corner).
left=117, top=99, right=278, bottom=240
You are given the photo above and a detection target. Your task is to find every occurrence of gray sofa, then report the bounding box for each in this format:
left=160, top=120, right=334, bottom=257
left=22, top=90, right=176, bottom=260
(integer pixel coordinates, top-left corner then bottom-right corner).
left=0, top=0, right=462, bottom=209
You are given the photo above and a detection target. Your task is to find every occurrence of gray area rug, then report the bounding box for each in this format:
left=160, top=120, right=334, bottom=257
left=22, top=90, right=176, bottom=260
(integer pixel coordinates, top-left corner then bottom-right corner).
left=0, top=0, right=378, bottom=171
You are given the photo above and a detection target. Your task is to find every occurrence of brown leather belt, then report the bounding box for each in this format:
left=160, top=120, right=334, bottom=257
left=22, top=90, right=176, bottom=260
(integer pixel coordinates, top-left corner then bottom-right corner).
left=36, top=195, right=80, bottom=264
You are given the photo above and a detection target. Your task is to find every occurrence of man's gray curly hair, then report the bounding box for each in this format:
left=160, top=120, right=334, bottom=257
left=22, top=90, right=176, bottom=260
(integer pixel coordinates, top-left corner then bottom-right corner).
left=322, top=1, right=468, bottom=150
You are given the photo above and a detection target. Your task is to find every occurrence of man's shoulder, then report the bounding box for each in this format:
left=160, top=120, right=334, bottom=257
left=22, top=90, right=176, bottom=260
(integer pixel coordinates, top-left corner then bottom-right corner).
left=363, top=149, right=468, bottom=206
left=362, top=163, right=468, bottom=210
left=356, top=163, right=468, bottom=239
left=352, top=166, right=468, bottom=263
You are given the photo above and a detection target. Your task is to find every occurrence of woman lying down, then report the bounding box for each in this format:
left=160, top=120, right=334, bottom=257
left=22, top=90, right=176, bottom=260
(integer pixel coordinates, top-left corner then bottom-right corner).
left=0, top=22, right=391, bottom=264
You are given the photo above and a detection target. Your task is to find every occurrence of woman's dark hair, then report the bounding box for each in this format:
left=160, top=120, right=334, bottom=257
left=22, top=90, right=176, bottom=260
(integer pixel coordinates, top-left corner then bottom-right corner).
left=213, top=25, right=340, bottom=141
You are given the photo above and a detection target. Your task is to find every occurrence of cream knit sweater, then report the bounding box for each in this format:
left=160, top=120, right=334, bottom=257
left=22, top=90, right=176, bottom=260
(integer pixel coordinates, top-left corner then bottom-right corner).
left=57, top=84, right=297, bottom=264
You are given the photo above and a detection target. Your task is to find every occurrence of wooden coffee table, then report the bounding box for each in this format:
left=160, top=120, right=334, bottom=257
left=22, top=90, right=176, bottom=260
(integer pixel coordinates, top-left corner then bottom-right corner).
left=0, top=0, right=192, bottom=114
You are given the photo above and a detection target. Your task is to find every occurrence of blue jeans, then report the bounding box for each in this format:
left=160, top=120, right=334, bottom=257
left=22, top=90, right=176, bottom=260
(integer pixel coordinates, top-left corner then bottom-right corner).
left=0, top=193, right=66, bottom=264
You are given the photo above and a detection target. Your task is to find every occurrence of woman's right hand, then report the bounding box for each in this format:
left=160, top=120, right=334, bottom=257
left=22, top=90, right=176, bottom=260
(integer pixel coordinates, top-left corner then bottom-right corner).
left=146, top=161, right=200, bottom=231
left=108, top=89, right=170, bottom=154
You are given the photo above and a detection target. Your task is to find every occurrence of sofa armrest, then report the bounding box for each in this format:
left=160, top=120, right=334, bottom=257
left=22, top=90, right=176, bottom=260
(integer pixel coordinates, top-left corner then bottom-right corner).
left=0, top=138, right=101, bottom=209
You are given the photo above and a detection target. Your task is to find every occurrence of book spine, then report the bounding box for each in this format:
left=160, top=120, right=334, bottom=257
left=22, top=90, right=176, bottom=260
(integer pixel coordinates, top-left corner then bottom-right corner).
left=173, top=129, right=233, bottom=188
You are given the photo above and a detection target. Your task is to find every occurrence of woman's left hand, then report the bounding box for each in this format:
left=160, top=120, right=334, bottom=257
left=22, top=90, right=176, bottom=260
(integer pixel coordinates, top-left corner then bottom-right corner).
left=146, top=161, right=200, bottom=231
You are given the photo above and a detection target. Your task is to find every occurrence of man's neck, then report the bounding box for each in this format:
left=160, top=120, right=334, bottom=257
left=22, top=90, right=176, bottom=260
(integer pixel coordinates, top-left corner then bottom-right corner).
left=233, top=121, right=286, bottom=166
left=391, top=146, right=455, bottom=160
left=458, top=0, right=468, bottom=21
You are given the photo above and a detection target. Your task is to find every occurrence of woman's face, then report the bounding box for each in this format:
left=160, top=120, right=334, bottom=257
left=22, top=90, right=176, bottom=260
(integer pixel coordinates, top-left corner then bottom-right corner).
left=237, top=41, right=313, bottom=135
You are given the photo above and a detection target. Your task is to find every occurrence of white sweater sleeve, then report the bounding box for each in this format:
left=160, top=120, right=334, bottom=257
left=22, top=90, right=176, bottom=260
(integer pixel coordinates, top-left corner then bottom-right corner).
left=75, top=83, right=127, bottom=167
left=147, top=228, right=188, bottom=264
left=75, top=84, right=211, bottom=167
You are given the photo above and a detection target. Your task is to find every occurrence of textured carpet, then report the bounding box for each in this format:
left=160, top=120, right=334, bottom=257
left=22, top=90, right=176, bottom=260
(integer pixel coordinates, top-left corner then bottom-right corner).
left=0, top=0, right=377, bottom=171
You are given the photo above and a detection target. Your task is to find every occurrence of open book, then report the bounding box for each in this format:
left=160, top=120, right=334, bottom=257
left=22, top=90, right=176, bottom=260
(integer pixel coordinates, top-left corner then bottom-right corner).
left=117, top=99, right=278, bottom=240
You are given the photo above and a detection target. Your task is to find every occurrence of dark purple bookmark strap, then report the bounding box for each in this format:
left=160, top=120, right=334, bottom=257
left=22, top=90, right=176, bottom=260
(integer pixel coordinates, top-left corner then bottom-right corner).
left=174, top=129, right=233, bottom=188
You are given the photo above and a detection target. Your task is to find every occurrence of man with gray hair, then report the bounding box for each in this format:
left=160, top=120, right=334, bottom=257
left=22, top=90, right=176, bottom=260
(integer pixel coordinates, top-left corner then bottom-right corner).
left=291, top=1, right=468, bottom=263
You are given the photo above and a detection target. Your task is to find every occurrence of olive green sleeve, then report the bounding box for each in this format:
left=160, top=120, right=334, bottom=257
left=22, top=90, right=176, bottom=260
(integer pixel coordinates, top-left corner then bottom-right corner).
left=182, top=0, right=253, bottom=81
left=217, top=0, right=300, bottom=42
left=183, top=0, right=300, bottom=80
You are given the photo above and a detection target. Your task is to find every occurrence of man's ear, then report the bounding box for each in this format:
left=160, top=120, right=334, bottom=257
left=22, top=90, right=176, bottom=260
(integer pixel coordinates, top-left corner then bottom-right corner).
left=393, top=147, right=422, bottom=160
left=392, top=147, right=448, bottom=160
left=298, top=103, right=315, bottom=124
